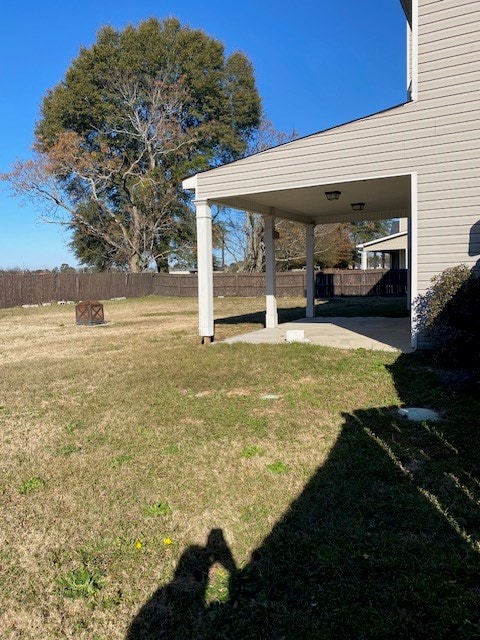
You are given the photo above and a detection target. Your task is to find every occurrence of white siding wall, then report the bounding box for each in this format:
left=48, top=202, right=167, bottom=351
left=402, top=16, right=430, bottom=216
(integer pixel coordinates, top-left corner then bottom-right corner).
left=196, top=105, right=418, bottom=199
left=195, top=0, right=480, bottom=294
left=415, top=0, right=480, bottom=291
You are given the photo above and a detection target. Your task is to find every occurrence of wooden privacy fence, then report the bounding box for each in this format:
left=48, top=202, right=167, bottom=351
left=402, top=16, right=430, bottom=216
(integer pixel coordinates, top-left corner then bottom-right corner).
left=0, top=269, right=407, bottom=309
left=315, top=269, right=407, bottom=297
left=152, top=272, right=307, bottom=298
left=155, top=270, right=407, bottom=299
left=0, top=272, right=155, bottom=309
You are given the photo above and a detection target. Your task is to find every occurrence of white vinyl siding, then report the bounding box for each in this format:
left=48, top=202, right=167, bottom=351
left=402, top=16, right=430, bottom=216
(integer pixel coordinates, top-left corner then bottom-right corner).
left=415, top=0, right=480, bottom=290
left=197, top=106, right=415, bottom=199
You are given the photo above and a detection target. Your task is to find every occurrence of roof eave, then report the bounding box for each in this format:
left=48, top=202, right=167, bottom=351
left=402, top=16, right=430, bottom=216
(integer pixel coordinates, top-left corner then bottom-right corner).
left=182, top=175, right=197, bottom=192
left=400, top=0, right=412, bottom=27
left=357, top=230, right=408, bottom=250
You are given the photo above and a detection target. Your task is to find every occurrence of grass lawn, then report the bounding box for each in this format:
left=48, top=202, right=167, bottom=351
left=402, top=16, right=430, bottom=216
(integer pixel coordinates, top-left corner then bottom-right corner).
left=1, top=296, right=479, bottom=639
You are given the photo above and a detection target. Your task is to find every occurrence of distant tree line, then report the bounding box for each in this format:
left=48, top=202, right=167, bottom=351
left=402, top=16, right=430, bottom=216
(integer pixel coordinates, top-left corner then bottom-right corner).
left=0, top=264, right=84, bottom=274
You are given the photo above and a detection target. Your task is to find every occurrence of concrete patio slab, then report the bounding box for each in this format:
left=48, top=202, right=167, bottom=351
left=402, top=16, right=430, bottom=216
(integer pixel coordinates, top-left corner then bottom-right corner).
left=224, top=316, right=412, bottom=353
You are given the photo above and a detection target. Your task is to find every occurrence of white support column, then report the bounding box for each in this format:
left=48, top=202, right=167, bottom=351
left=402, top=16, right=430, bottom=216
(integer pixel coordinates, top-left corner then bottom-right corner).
left=264, top=216, right=278, bottom=328
left=195, top=199, right=214, bottom=342
left=410, top=173, right=418, bottom=349
left=361, top=249, right=368, bottom=270
left=306, top=223, right=315, bottom=318
left=407, top=217, right=412, bottom=310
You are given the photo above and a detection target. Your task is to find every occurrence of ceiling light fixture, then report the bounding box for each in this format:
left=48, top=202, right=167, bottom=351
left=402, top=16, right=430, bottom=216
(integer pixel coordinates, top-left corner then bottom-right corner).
left=325, top=191, right=341, bottom=201
left=351, top=202, right=366, bottom=211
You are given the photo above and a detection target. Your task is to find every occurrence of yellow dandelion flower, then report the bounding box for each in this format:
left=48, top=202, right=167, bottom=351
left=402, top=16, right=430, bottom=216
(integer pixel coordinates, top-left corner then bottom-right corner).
left=163, top=537, right=173, bottom=545
left=135, top=540, right=143, bottom=549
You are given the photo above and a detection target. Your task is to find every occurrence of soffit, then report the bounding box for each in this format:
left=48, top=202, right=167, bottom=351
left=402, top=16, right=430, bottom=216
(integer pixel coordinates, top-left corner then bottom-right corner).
left=210, top=174, right=411, bottom=225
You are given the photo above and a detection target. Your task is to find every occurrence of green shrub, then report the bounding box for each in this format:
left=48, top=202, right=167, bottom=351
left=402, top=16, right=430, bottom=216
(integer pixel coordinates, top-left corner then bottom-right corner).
left=415, top=264, right=480, bottom=369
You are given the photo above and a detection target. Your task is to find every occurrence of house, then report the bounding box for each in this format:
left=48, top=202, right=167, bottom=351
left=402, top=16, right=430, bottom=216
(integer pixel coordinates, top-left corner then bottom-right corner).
left=183, top=0, right=480, bottom=348
left=357, top=219, right=408, bottom=270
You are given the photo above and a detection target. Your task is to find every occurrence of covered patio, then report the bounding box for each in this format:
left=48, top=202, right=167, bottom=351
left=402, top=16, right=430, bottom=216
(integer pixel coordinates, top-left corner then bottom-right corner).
left=224, top=316, right=412, bottom=353
left=183, top=170, right=415, bottom=348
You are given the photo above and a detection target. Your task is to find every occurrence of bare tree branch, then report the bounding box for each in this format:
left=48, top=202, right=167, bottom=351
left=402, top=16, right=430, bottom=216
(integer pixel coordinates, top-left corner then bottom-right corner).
left=2, top=72, right=198, bottom=272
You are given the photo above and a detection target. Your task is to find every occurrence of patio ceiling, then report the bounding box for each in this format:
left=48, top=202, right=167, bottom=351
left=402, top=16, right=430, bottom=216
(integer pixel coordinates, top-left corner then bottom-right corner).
left=206, top=174, right=411, bottom=226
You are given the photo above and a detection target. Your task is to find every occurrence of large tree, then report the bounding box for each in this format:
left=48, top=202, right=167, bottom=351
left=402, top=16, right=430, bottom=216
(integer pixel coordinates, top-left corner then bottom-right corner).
left=4, top=18, right=261, bottom=272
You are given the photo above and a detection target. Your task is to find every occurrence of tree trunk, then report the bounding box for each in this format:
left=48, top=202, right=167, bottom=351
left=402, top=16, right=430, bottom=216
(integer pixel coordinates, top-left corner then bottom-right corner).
left=129, top=254, right=141, bottom=272
left=155, top=255, right=169, bottom=272
left=242, top=212, right=264, bottom=272
left=154, top=238, right=170, bottom=272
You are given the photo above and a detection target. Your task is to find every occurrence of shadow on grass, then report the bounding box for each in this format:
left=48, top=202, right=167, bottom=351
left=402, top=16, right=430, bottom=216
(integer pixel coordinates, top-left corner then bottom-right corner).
left=215, top=297, right=409, bottom=329
left=127, top=353, right=480, bottom=639
left=214, top=305, right=307, bottom=328
left=314, top=296, right=409, bottom=318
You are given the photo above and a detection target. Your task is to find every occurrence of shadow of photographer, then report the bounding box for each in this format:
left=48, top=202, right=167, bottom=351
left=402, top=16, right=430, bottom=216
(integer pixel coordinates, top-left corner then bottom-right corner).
left=126, top=529, right=237, bottom=639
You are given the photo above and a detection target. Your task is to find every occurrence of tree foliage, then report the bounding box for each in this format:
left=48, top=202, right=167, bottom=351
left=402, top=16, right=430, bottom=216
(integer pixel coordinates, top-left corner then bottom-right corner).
left=4, top=18, right=261, bottom=272
left=275, top=221, right=353, bottom=270
left=349, top=220, right=393, bottom=245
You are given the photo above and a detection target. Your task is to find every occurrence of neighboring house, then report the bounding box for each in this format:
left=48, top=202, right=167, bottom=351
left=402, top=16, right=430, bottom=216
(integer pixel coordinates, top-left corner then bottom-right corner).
left=183, top=0, right=480, bottom=348
left=357, top=218, right=408, bottom=270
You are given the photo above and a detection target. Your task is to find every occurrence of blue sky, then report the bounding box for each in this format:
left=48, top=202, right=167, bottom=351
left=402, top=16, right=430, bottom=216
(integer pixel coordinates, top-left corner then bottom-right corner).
left=0, top=0, right=407, bottom=270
